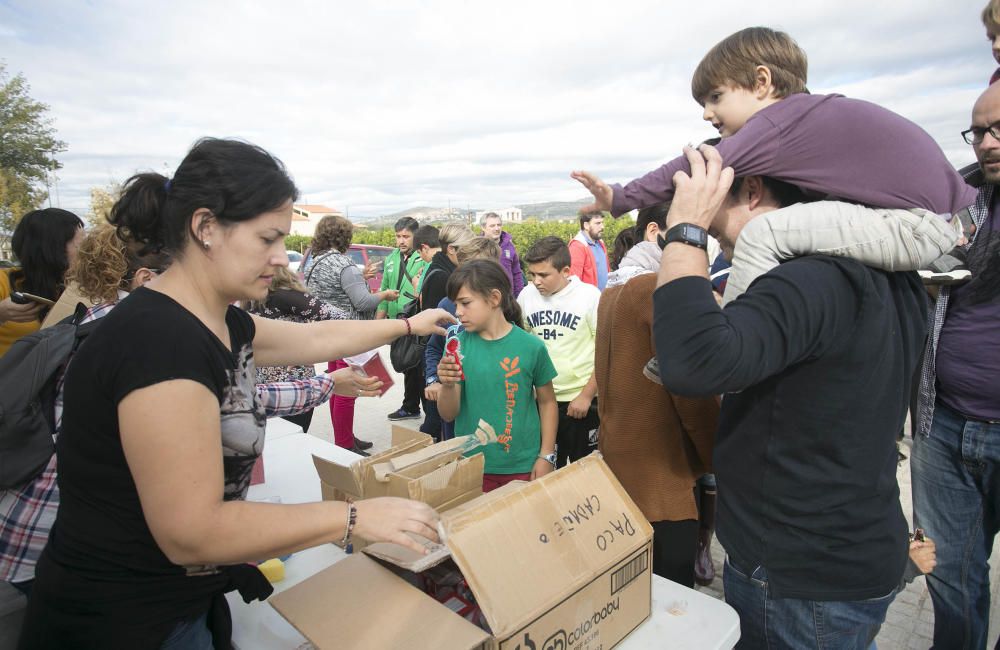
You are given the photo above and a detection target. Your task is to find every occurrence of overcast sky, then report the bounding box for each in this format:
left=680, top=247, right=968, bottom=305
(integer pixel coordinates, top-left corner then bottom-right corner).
left=0, top=0, right=988, bottom=218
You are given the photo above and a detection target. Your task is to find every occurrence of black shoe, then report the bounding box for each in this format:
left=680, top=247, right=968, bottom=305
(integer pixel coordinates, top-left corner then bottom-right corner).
left=387, top=408, right=421, bottom=421
left=354, top=438, right=373, bottom=450
left=349, top=443, right=370, bottom=457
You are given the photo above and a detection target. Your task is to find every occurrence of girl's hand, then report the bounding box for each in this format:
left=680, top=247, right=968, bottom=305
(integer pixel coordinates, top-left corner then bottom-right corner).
left=379, top=289, right=400, bottom=302
left=409, top=308, right=457, bottom=337
left=437, top=355, right=463, bottom=385
left=353, top=497, right=441, bottom=555
left=0, top=297, right=42, bottom=323
left=531, top=457, right=554, bottom=481
left=331, top=367, right=383, bottom=397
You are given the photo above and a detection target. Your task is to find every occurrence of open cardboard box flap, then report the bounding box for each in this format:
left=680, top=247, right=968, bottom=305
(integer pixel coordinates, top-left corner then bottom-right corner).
left=269, top=554, right=492, bottom=650
left=440, top=455, right=653, bottom=638
left=311, top=435, right=432, bottom=497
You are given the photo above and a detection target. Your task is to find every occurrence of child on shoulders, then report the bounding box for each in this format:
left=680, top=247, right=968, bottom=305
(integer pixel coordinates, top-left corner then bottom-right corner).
left=572, top=27, right=976, bottom=305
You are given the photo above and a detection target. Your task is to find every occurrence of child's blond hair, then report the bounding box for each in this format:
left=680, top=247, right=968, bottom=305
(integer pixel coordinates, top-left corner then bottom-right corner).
left=983, top=0, right=1000, bottom=35
left=691, top=27, right=808, bottom=105
left=456, top=236, right=501, bottom=264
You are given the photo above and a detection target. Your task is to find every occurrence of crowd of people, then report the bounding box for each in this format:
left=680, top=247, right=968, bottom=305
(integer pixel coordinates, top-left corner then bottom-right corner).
left=0, top=7, right=997, bottom=649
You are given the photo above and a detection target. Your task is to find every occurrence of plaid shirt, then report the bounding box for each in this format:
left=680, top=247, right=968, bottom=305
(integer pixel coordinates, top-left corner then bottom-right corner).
left=0, top=302, right=336, bottom=583
left=916, top=165, right=990, bottom=438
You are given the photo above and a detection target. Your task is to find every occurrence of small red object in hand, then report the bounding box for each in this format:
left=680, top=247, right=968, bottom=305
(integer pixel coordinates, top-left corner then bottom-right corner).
left=445, top=330, right=464, bottom=379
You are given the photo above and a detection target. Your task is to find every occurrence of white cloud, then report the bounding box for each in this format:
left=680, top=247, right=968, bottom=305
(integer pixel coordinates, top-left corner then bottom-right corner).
left=0, top=0, right=989, bottom=216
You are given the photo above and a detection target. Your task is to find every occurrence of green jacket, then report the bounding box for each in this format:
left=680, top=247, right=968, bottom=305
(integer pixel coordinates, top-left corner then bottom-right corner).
left=378, top=248, right=428, bottom=318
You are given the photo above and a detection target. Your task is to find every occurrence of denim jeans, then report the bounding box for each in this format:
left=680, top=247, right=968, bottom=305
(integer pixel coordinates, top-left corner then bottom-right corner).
left=723, top=557, right=894, bottom=649
left=912, top=400, right=1000, bottom=650
left=161, top=611, right=212, bottom=650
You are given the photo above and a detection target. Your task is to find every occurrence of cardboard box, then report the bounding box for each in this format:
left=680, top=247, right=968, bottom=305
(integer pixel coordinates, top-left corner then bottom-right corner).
left=272, top=455, right=654, bottom=649
left=311, top=427, right=484, bottom=549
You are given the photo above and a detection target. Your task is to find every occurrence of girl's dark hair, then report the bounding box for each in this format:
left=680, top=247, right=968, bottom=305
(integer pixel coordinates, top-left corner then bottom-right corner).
left=11, top=208, right=84, bottom=304
left=110, top=138, right=299, bottom=256
left=446, top=259, right=523, bottom=329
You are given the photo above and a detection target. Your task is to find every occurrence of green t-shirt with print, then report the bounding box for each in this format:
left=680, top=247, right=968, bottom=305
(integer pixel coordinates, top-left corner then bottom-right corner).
left=456, top=325, right=558, bottom=475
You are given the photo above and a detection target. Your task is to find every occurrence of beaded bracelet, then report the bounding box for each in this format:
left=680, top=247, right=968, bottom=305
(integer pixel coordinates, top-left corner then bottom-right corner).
left=341, top=499, right=358, bottom=554
left=402, top=317, right=412, bottom=336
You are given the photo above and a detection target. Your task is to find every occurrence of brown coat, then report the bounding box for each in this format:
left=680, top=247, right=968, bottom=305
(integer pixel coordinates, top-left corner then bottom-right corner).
left=595, top=273, right=718, bottom=523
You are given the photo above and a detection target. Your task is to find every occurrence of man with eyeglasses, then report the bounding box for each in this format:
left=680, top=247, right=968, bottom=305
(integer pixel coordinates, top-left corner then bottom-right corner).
left=912, top=82, right=1000, bottom=650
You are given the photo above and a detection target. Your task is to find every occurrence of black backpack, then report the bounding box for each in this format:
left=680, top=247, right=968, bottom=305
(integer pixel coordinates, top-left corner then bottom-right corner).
left=0, top=305, right=100, bottom=488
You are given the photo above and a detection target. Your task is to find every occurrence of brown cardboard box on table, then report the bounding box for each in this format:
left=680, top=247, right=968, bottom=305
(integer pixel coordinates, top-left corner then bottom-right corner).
left=311, top=426, right=484, bottom=550
left=272, top=454, right=654, bottom=650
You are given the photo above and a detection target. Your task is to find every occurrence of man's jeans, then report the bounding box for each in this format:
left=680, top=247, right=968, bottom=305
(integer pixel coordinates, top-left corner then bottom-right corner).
left=912, top=400, right=1000, bottom=650
left=723, top=557, right=893, bottom=649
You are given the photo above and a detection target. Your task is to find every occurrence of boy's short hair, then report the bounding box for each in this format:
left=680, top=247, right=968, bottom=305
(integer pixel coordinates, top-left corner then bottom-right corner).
left=691, top=27, right=808, bottom=104
left=456, top=236, right=501, bottom=264
left=635, top=202, right=671, bottom=235
left=413, top=225, right=440, bottom=250
left=394, top=216, right=419, bottom=233
left=578, top=211, right=603, bottom=230
left=983, top=0, right=1000, bottom=34
left=524, top=235, right=572, bottom=270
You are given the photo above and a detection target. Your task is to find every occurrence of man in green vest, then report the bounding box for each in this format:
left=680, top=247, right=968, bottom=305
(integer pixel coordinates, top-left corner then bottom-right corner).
left=376, top=217, right=429, bottom=420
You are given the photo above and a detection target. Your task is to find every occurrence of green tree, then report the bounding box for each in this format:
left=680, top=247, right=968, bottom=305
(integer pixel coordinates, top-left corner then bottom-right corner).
left=0, top=63, right=66, bottom=230
left=87, top=182, right=121, bottom=227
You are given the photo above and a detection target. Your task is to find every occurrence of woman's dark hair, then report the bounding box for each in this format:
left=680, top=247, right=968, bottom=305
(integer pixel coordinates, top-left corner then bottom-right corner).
left=109, top=138, right=299, bottom=256
left=446, top=259, right=523, bottom=329
left=11, top=208, right=84, bottom=304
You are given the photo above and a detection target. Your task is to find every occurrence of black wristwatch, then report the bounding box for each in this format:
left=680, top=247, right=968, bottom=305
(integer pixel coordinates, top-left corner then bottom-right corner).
left=659, top=223, right=708, bottom=250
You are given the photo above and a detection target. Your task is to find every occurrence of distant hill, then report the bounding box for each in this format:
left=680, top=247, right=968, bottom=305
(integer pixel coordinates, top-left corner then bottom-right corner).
left=515, top=199, right=592, bottom=220
left=360, top=198, right=594, bottom=226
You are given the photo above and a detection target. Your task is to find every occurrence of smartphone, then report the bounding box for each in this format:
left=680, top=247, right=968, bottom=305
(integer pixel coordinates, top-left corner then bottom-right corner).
left=10, top=291, right=55, bottom=306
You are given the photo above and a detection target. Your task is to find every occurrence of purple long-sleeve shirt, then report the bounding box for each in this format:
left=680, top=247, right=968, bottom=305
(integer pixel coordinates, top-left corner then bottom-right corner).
left=611, top=93, right=977, bottom=218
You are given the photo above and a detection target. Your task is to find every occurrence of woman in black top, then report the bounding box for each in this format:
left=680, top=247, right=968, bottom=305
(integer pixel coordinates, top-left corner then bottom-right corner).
left=18, top=138, right=454, bottom=650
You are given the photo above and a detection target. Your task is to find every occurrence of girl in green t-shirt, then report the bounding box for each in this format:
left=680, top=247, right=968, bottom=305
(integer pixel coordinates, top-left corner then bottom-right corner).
left=436, top=260, right=559, bottom=492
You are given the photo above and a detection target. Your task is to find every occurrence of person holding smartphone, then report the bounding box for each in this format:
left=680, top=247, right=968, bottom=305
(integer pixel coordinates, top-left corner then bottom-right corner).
left=0, top=208, right=85, bottom=358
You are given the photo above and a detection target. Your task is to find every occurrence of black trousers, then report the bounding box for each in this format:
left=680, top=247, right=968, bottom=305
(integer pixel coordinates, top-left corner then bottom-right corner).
left=555, top=399, right=600, bottom=468
left=401, top=363, right=424, bottom=414
left=651, top=519, right=699, bottom=587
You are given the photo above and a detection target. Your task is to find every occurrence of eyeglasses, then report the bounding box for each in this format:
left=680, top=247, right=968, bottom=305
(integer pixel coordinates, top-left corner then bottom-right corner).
left=961, top=124, right=1000, bottom=145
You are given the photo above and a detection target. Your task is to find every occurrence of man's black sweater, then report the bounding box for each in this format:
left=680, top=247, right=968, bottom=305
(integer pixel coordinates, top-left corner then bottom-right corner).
left=654, top=256, right=926, bottom=601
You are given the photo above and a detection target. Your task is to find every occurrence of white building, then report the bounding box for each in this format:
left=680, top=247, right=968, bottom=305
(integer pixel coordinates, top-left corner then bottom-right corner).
left=475, top=207, right=522, bottom=224
left=290, top=204, right=343, bottom=237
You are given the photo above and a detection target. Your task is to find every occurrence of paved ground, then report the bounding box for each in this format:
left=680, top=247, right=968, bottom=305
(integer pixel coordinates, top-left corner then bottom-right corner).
left=2, top=350, right=997, bottom=648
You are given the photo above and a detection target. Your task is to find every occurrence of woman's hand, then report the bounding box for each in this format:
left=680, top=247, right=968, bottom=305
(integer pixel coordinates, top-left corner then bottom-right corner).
left=353, top=497, right=441, bottom=555
left=437, top=355, right=463, bottom=385
left=379, top=289, right=400, bottom=302
left=531, top=457, right=554, bottom=481
left=408, top=308, right=457, bottom=337
left=424, top=381, right=442, bottom=401
left=0, top=297, right=42, bottom=324
left=331, top=367, right=383, bottom=397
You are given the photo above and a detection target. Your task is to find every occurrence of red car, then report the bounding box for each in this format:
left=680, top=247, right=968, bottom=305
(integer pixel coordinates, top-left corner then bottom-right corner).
left=299, top=244, right=393, bottom=293
left=347, top=244, right=393, bottom=292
